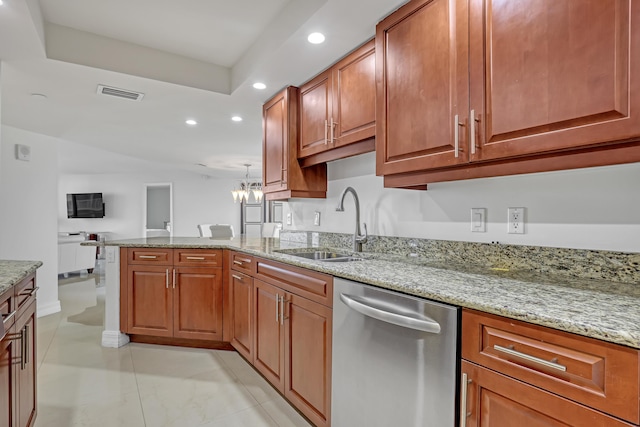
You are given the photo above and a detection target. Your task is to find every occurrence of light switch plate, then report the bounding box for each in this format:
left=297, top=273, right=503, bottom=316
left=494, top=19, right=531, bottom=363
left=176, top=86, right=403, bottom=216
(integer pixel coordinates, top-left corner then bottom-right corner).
left=471, top=208, right=486, bottom=232
left=314, top=211, right=321, bottom=226
left=286, top=212, right=292, bottom=226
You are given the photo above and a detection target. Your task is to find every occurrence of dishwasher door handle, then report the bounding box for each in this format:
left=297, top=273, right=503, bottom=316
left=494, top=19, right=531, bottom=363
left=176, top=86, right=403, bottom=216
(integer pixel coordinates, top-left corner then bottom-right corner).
left=340, top=293, right=441, bottom=334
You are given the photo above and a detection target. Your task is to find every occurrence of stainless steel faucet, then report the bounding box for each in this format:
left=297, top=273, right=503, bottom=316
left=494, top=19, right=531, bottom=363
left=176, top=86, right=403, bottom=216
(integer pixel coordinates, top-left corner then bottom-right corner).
left=336, top=187, right=368, bottom=252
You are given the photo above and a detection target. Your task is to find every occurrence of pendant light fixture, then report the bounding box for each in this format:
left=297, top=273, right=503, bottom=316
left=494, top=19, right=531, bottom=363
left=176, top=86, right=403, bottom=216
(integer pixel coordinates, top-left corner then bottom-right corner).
left=231, top=164, right=263, bottom=203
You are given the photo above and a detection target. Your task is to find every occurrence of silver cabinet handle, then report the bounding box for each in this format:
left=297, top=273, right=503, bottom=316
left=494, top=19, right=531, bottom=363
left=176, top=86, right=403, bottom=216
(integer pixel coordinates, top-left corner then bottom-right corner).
left=232, top=274, right=243, bottom=281
left=233, top=260, right=244, bottom=265
left=21, top=287, right=39, bottom=297
left=172, top=269, right=176, bottom=289
left=340, top=293, right=441, bottom=334
left=1, top=310, right=16, bottom=324
left=186, top=256, right=205, bottom=260
left=280, top=297, right=288, bottom=325
left=470, top=109, right=476, bottom=155
left=493, top=344, right=567, bottom=372
left=165, top=269, right=169, bottom=289
left=24, top=324, right=29, bottom=366
left=20, top=327, right=26, bottom=370
left=330, top=117, right=338, bottom=144
left=139, top=255, right=158, bottom=259
left=454, top=114, right=460, bottom=158
left=324, top=119, right=329, bottom=144
left=460, top=373, right=471, bottom=427
left=275, top=294, right=280, bottom=323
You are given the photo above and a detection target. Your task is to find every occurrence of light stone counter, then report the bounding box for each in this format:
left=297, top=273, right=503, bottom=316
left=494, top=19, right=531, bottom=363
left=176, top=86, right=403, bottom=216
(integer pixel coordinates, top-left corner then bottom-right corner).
left=0, top=260, right=42, bottom=295
left=99, top=236, right=640, bottom=349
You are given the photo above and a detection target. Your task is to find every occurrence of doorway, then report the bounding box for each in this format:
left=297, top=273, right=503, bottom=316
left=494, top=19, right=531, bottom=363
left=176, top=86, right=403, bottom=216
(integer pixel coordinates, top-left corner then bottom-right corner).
left=144, top=183, right=173, bottom=238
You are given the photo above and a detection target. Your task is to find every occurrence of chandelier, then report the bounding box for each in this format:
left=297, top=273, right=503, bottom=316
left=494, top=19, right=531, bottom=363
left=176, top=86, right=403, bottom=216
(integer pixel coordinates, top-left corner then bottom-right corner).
left=231, top=164, right=263, bottom=203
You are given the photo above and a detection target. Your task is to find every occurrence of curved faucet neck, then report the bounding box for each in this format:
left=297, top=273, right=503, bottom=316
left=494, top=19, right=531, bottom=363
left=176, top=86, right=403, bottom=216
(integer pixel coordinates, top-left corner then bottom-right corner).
left=336, top=187, right=367, bottom=252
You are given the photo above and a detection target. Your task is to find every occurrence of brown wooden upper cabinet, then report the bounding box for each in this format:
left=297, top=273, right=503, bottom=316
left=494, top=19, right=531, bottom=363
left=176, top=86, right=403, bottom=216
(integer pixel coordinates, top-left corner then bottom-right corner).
left=299, top=39, right=376, bottom=167
left=262, top=86, right=327, bottom=201
left=377, top=0, right=640, bottom=187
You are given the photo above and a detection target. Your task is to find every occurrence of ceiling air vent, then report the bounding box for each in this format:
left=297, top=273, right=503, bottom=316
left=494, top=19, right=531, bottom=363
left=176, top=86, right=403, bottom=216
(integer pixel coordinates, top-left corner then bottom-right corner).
left=96, top=84, right=145, bottom=101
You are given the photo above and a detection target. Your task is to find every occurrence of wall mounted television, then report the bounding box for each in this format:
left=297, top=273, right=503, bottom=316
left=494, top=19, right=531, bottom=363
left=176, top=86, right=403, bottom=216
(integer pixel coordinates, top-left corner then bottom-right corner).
left=67, top=193, right=105, bottom=218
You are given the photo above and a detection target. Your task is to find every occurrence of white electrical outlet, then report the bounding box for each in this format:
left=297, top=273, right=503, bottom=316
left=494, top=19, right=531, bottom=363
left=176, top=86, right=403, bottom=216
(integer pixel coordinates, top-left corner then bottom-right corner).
left=507, top=207, right=525, bottom=234
left=314, top=211, right=321, bottom=226
left=471, top=208, right=486, bottom=232
left=286, top=212, right=292, bottom=226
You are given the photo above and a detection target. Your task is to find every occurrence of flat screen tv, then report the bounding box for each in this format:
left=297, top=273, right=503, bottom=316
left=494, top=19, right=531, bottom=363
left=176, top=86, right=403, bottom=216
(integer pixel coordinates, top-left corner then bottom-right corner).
left=67, top=193, right=105, bottom=218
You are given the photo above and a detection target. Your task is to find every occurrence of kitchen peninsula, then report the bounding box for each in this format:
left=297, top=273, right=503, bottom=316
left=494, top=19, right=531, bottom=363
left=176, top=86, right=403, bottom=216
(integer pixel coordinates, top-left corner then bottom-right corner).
left=94, top=235, right=640, bottom=426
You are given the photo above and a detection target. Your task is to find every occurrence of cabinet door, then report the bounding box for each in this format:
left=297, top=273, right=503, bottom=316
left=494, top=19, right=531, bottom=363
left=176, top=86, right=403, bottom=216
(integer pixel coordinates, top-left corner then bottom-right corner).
left=376, top=0, right=470, bottom=175
left=229, top=272, right=253, bottom=361
left=0, top=328, right=16, bottom=427
left=173, top=267, right=223, bottom=341
left=284, top=294, right=332, bottom=427
left=470, top=0, right=640, bottom=162
left=263, top=88, right=289, bottom=192
left=461, top=361, right=634, bottom=427
left=127, top=265, right=173, bottom=337
left=16, top=302, right=36, bottom=427
left=253, top=279, right=285, bottom=392
left=299, top=70, right=332, bottom=158
left=332, top=39, right=376, bottom=148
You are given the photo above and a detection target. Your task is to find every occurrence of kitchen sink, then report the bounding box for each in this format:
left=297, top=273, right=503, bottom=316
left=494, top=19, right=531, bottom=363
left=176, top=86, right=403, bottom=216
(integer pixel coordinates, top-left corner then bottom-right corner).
left=288, top=251, right=362, bottom=262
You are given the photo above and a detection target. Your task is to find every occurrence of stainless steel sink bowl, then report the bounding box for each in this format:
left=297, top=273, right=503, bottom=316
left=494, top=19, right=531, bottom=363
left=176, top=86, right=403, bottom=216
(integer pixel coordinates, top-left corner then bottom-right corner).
left=288, top=251, right=362, bottom=262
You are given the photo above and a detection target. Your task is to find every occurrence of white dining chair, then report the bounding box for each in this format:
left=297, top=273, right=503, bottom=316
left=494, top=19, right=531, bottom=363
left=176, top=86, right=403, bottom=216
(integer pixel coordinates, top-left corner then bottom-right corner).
left=210, top=224, right=235, bottom=239
left=261, top=222, right=282, bottom=238
left=197, top=223, right=213, bottom=237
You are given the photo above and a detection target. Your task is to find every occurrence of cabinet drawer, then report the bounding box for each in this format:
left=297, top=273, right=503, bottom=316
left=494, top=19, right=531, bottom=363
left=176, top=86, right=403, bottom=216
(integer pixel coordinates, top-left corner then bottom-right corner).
left=0, top=287, right=14, bottom=336
left=14, top=274, right=37, bottom=314
left=462, top=309, right=640, bottom=424
left=127, top=248, right=173, bottom=265
left=255, top=258, right=333, bottom=307
left=230, top=252, right=255, bottom=275
left=175, top=249, right=221, bottom=267
left=461, top=360, right=635, bottom=427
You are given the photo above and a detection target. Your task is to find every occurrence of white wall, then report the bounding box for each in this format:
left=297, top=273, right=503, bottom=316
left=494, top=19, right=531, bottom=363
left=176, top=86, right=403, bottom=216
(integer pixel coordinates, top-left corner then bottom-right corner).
left=284, top=152, right=640, bottom=252
left=59, top=172, right=241, bottom=239
left=0, top=126, right=61, bottom=316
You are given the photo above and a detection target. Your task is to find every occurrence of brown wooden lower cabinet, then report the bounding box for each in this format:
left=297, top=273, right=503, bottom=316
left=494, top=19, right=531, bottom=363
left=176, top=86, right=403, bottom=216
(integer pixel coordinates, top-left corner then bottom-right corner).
left=228, top=251, right=333, bottom=427
left=1, top=317, right=16, bottom=427
left=15, top=301, right=36, bottom=427
left=228, top=271, right=253, bottom=361
left=122, top=249, right=224, bottom=342
left=252, top=278, right=332, bottom=427
left=1, top=274, right=37, bottom=427
left=461, top=360, right=634, bottom=427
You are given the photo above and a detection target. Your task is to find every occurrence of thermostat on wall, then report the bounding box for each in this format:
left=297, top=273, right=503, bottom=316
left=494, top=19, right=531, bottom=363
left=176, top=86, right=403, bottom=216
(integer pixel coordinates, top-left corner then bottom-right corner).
left=15, top=144, right=31, bottom=161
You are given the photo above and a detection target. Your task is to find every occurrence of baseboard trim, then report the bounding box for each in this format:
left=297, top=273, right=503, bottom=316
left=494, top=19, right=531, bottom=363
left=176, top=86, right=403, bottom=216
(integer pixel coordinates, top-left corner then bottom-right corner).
left=102, top=330, right=130, bottom=348
left=37, top=300, right=61, bottom=318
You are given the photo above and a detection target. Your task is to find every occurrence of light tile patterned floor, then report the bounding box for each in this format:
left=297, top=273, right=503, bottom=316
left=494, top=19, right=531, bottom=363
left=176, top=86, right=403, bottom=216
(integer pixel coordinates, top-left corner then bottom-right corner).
left=34, top=274, right=313, bottom=427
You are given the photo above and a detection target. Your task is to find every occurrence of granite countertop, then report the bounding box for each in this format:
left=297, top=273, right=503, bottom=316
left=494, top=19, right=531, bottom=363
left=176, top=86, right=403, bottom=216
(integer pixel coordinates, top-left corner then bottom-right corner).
left=0, top=260, right=43, bottom=294
left=100, top=237, right=640, bottom=349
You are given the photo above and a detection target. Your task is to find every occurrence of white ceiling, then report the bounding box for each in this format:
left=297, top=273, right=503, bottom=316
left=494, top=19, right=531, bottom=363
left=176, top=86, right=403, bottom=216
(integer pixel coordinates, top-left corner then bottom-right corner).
left=0, top=0, right=407, bottom=178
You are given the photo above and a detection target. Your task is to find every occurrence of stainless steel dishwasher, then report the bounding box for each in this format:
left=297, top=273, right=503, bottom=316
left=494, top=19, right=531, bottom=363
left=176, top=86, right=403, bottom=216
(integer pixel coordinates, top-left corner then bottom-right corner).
left=332, top=277, right=460, bottom=427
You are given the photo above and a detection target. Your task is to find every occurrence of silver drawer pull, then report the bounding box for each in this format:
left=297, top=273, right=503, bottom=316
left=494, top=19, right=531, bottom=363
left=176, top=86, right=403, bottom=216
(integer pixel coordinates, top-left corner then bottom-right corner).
left=493, top=344, right=567, bottom=372
left=139, top=255, right=158, bottom=259
left=232, top=274, right=243, bottom=281
left=233, top=260, right=244, bottom=265
left=186, top=256, right=206, bottom=260
left=20, top=287, right=39, bottom=297
left=1, top=310, right=16, bottom=324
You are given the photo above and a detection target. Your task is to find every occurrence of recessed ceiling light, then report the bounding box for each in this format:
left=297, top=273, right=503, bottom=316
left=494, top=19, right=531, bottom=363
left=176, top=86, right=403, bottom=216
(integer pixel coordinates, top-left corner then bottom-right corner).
left=185, top=119, right=197, bottom=125
left=231, top=116, right=243, bottom=122
left=253, top=82, right=266, bottom=90
left=308, top=32, right=325, bottom=44
left=0, top=1, right=4, bottom=6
